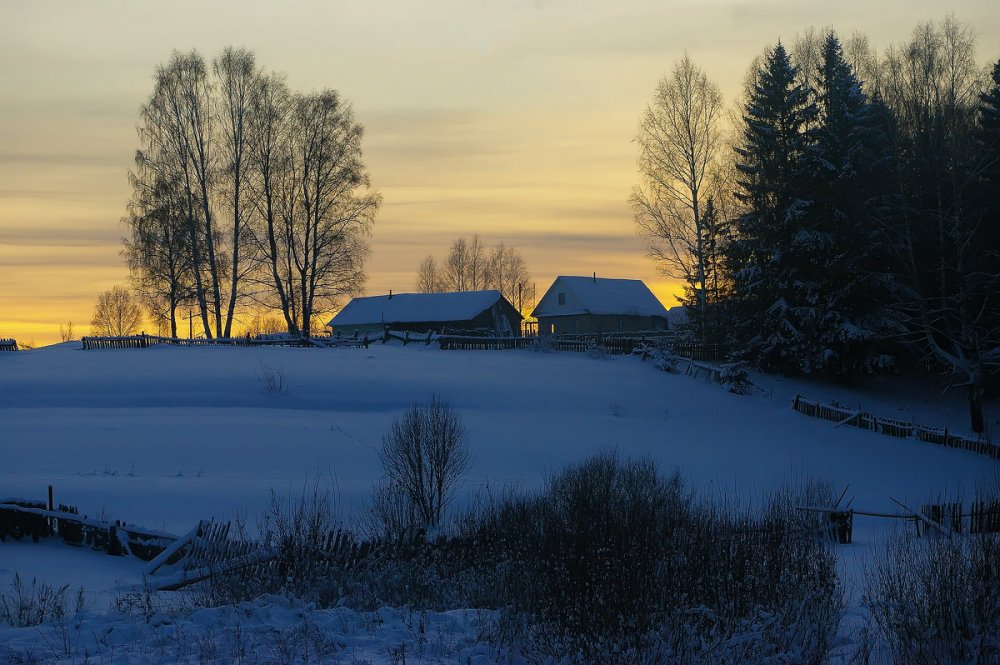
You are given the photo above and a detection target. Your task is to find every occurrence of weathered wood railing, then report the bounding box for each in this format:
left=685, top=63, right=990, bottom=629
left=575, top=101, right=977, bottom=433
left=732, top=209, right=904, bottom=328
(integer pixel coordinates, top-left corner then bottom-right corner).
left=0, top=338, right=18, bottom=352
left=0, top=498, right=177, bottom=560
left=792, top=394, right=1000, bottom=460
left=438, top=332, right=681, bottom=355
left=439, top=335, right=534, bottom=350
left=81, top=334, right=316, bottom=350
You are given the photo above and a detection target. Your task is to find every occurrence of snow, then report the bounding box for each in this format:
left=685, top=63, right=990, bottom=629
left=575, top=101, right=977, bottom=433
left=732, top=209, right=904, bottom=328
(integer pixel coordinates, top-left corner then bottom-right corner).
left=0, top=341, right=996, bottom=660
left=327, top=290, right=507, bottom=327
left=532, top=276, right=669, bottom=318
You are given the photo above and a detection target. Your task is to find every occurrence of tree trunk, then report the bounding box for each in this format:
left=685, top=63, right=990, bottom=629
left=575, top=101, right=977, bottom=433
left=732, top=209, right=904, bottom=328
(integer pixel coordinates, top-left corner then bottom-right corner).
left=969, top=385, right=985, bottom=434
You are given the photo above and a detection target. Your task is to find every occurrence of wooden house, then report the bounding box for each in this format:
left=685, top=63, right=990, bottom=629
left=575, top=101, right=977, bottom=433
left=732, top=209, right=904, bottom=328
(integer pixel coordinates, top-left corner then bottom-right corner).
left=327, top=290, right=523, bottom=337
left=531, top=276, right=669, bottom=335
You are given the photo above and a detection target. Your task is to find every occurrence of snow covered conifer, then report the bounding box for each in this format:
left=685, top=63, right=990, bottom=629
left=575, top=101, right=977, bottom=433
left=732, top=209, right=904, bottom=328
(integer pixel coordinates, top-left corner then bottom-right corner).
left=727, top=42, right=817, bottom=372
left=789, top=32, right=896, bottom=374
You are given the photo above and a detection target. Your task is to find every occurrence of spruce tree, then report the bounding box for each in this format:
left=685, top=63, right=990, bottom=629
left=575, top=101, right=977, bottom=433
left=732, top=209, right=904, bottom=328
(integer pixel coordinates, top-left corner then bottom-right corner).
left=792, top=32, right=895, bottom=374
left=727, top=43, right=817, bottom=372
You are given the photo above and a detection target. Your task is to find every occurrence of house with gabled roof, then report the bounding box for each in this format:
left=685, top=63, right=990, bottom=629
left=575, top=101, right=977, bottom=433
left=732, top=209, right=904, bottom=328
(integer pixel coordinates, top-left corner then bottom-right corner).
left=327, top=290, right=522, bottom=337
left=531, top=276, right=670, bottom=335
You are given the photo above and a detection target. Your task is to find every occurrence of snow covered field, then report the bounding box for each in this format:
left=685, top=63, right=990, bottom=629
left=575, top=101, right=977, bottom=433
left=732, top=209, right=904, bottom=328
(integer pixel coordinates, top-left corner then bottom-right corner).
left=1, top=342, right=997, bottom=662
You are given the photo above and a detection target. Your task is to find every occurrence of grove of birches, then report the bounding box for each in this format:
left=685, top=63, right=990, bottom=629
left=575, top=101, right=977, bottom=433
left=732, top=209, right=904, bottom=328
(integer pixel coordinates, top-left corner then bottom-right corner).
left=123, top=16, right=1000, bottom=433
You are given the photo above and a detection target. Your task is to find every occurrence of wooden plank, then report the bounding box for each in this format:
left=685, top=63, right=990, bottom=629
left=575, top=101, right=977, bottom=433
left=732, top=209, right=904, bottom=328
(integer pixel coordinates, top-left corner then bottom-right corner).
left=890, top=497, right=950, bottom=537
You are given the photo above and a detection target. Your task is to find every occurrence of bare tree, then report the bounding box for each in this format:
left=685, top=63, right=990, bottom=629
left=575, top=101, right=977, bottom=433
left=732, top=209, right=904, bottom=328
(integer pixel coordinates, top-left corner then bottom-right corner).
left=486, top=242, right=531, bottom=306
left=879, top=15, right=997, bottom=431
left=90, top=286, right=144, bottom=337
left=379, top=397, right=471, bottom=527
left=845, top=31, right=881, bottom=93
left=131, top=49, right=379, bottom=340
left=58, top=321, right=74, bottom=343
left=444, top=236, right=469, bottom=291
left=631, top=55, right=725, bottom=343
left=285, top=90, right=380, bottom=337
left=214, top=47, right=258, bottom=338
left=246, top=72, right=297, bottom=334
left=467, top=234, right=488, bottom=290
left=442, top=234, right=490, bottom=291
left=791, top=27, right=825, bottom=95
left=415, top=254, right=445, bottom=293
left=136, top=50, right=219, bottom=338
left=123, top=169, right=192, bottom=338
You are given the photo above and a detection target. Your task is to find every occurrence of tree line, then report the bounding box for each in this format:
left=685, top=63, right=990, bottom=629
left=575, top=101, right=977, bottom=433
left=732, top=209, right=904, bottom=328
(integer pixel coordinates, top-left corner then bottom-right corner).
left=414, top=235, right=535, bottom=314
left=634, top=16, right=1000, bottom=432
left=123, top=48, right=381, bottom=340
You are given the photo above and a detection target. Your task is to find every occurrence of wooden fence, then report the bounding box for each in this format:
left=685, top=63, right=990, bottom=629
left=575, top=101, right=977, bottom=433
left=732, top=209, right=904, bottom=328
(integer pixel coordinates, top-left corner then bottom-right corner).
left=0, top=338, right=18, bottom=352
left=439, top=335, right=535, bottom=350
left=792, top=394, right=1000, bottom=460
left=438, top=332, right=682, bottom=355
left=0, top=496, right=177, bottom=560
left=81, top=334, right=316, bottom=350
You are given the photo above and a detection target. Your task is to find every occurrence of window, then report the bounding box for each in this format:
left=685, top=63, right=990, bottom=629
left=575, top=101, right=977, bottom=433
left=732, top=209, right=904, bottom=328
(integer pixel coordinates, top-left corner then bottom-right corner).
left=550, top=323, right=555, bottom=334
left=558, top=292, right=565, bottom=305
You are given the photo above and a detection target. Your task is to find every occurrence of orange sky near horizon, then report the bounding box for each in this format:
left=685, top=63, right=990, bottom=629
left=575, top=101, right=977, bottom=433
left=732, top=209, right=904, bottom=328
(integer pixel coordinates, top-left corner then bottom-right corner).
left=2, top=1, right=998, bottom=346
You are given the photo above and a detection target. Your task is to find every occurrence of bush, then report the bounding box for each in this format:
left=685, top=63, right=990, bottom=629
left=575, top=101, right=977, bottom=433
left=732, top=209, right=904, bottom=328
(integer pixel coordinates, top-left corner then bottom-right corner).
left=377, top=397, right=470, bottom=530
left=192, top=454, right=841, bottom=665
left=0, top=574, right=72, bottom=627
left=463, top=453, right=842, bottom=664
left=647, top=347, right=679, bottom=372
left=866, top=528, right=1000, bottom=664
left=721, top=362, right=753, bottom=395
left=255, top=362, right=288, bottom=395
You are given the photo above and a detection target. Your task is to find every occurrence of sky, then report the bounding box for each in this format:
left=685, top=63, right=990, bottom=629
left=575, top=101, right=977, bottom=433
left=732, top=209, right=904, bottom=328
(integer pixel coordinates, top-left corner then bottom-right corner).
left=2, top=0, right=998, bottom=345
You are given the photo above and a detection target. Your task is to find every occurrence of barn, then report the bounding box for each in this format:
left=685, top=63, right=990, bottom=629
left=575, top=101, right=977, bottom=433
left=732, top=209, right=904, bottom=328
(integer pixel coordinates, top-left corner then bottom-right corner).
left=327, top=290, right=523, bottom=337
left=532, top=276, right=670, bottom=335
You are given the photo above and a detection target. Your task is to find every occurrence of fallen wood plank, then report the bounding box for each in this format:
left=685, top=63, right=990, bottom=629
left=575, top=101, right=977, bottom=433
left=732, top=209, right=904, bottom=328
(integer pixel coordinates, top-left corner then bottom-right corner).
left=890, top=497, right=950, bottom=537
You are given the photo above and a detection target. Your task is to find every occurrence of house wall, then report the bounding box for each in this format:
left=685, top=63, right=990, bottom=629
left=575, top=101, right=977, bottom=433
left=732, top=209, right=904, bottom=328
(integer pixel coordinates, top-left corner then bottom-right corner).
left=537, top=314, right=667, bottom=336
left=532, top=277, right=589, bottom=318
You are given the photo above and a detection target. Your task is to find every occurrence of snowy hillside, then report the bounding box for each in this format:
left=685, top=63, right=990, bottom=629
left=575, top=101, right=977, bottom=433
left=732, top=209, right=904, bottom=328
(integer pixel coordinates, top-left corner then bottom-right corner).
left=1, top=342, right=997, bottom=662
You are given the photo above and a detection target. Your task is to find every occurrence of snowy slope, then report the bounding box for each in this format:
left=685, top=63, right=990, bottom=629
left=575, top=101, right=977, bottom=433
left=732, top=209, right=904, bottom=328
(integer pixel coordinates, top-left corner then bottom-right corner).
left=0, top=341, right=996, bottom=661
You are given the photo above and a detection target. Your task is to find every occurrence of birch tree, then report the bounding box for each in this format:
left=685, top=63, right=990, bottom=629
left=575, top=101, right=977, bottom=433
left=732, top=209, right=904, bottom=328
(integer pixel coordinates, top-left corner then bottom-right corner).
left=631, top=55, right=725, bottom=344
left=214, top=47, right=258, bottom=337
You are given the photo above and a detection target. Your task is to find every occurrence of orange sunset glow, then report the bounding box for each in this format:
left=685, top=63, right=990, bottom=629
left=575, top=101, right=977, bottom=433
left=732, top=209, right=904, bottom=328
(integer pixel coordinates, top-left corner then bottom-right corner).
left=2, top=1, right=998, bottom=345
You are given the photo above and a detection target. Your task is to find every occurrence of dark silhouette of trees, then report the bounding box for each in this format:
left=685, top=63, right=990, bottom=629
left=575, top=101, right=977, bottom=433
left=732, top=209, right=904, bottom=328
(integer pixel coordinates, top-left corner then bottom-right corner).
left=126, top=48, right=379, bottom=340
left=414, top=236, right=533, bottom=311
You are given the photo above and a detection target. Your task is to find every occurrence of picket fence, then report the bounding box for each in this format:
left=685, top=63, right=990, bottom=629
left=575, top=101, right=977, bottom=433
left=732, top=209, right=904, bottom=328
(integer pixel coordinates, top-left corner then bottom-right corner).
left=792, top=394, right=1000, bottom=460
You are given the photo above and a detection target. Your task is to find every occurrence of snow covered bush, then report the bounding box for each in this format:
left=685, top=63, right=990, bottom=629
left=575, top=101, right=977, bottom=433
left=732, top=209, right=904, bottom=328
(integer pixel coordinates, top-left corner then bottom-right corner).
left=866, top=528, right=1000, bottom=664
left=646, top=346, right=679, bottom=372
left=584, top=341, right=608, bottom=359
left=721, top=362, right=753, bottom=395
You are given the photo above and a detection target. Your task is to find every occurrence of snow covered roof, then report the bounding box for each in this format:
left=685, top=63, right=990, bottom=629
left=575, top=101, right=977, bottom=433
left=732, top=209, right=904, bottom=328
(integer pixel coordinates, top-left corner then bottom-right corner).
left=532, top=276, right=669, bottom=318
left=328, top=290, right=512, bottom=327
